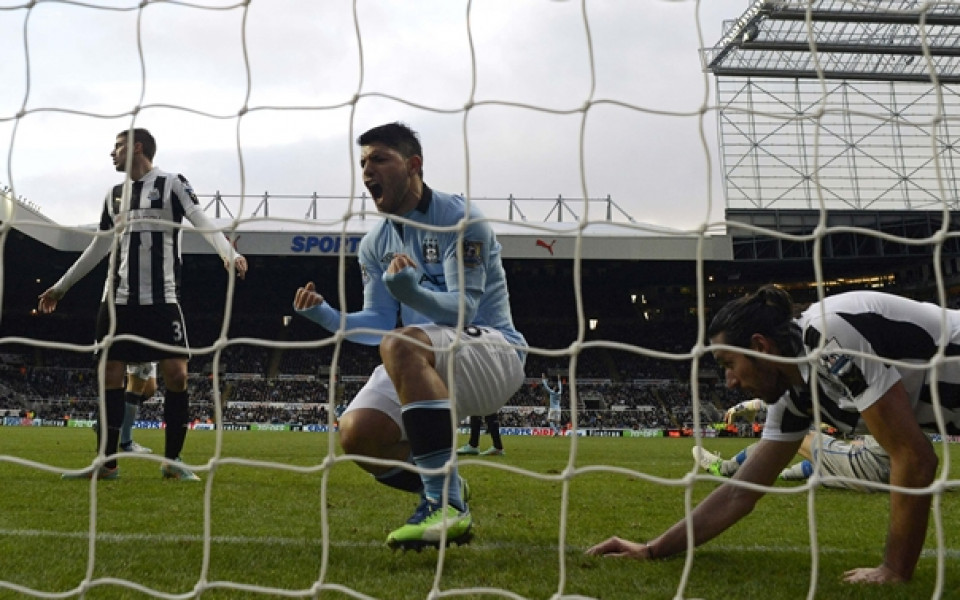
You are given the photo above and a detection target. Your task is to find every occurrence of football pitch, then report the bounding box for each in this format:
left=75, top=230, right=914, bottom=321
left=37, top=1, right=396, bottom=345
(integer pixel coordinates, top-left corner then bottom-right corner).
left=0, top=428, right=957, bottom=600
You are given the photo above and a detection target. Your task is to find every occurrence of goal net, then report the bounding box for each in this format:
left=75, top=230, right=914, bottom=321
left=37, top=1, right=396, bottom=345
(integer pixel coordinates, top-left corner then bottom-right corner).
left=0, top=1, right=957, bottom=599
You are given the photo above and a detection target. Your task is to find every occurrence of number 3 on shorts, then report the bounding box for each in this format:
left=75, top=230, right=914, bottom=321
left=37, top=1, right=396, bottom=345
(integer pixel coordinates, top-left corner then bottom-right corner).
left=171, top=320, right=184, bottom=343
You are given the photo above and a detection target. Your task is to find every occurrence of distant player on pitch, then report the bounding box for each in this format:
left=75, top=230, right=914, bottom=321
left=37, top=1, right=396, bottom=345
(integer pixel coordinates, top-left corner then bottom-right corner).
left=542, top=373, right=563, bottom=436
left=694, top=398, right=891, bottom=492
left=457, top=413, right=506, bottom=457
left=293, top=122, right=527, bottom=550
left=589, top=285, right=959, bottom=584
left=120, top=362, right=158, bottom=454
left=39, top=128, right=247, bottom=481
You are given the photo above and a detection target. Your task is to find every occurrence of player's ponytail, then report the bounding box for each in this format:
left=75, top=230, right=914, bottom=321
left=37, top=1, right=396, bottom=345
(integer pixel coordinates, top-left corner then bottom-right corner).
left=708, top=285, right=802, bottom=356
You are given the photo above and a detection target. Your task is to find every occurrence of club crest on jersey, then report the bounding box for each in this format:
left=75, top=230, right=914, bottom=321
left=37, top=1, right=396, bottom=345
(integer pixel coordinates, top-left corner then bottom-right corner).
left=380, top=251, right=396, bottom=267
left=422, top=238, right=440, bottom=264
left=178, top=174, right=200, bottom=205
left=148, top=188, right=161, bottom=202
left=462, top=241, right=482, bottom=268
left=815, top=338, right=868, bottom=401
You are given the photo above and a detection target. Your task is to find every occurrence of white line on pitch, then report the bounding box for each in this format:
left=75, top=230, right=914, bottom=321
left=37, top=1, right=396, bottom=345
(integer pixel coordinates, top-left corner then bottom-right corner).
left=1, top=528, right=958, bottom=559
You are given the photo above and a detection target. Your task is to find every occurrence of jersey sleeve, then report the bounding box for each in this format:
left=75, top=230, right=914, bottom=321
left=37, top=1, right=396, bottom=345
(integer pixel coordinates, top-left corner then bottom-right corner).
left=176, top=174, right=240, bottom=262
left=804, top=312, right=901, bottom=413
left=295, top=230, right=398, bottom=345
left=760, top=393, right=812, bottom=442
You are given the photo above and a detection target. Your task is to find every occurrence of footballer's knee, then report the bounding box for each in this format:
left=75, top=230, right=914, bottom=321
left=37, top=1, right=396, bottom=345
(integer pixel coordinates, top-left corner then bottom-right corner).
left=379, top=327, right=433, bottom=369
left=159, top=359, right=188, bottom=392
left=338, top=408, right=403, bottom=459
left=104, top=361, right=126, bottom=388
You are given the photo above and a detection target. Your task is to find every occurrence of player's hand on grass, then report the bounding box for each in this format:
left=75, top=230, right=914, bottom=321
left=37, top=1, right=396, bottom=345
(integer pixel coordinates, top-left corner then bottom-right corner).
left=37, top=287, right=63, bottom=314
left=294, top=281, right=324, bottom=310
left=842, top=565, right=906, bottom=584
left=585, top=536, right=653, bottom=560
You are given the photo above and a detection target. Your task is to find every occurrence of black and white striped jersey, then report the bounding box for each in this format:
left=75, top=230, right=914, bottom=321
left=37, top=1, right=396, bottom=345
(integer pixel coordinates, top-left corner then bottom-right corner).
left=53, top=167, right=238, bottom=305
left=763, top=291, right=960, bottom=441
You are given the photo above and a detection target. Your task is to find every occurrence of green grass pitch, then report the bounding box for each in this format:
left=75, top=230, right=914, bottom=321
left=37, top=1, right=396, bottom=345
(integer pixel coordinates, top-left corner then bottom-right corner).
left=0, top=428, right=957, bottom=599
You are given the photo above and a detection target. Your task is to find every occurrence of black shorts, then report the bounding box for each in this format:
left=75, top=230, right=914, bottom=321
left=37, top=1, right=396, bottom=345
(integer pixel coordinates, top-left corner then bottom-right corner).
left=95, top=302, right=190, bottom=363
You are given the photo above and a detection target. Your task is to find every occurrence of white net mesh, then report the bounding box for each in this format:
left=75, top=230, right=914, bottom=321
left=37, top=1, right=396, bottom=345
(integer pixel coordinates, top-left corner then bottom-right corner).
left=1, top=1, right=958, bottom=599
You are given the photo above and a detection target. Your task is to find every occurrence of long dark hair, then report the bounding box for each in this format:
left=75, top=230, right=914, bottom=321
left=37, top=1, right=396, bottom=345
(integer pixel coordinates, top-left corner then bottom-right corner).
left=708, top=285, right=803, bottom=356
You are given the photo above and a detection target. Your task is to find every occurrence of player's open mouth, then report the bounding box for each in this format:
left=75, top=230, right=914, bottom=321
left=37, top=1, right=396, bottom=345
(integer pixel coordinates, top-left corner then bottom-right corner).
left=367, top=182, right=383, bottom=199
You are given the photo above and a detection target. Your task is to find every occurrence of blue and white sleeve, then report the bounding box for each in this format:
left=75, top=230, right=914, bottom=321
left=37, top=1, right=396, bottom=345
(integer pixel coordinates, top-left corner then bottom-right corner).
left=295, top=255, right=399, bottom=346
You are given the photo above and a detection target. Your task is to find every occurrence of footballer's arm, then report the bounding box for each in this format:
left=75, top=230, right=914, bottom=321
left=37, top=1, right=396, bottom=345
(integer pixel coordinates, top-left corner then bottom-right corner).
left=587, top=438, right=799, bottom=560
left=843, top=381, right=937, bottom=584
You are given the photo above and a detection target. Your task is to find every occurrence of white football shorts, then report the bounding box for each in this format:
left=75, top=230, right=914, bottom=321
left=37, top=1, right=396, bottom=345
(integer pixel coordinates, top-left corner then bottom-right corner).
left=811, top=435, right=891, bottom=492
left=343, top=324, right=525, bottom=438
left=125, top=361, right=158, bottom=381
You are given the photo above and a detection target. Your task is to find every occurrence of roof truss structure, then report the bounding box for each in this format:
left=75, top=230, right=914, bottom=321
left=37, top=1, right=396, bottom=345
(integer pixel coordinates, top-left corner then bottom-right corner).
left=703, top=1, right=960, bottom=211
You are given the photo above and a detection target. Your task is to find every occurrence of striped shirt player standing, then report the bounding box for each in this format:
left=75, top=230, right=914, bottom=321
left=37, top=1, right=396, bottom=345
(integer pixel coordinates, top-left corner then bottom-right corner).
left=589, top=286, right=960, bottom=585
left=38, top=128, right=247, bottom=482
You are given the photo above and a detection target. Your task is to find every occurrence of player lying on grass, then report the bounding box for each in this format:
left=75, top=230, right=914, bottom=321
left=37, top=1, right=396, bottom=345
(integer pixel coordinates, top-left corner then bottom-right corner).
left=293, top=122, right=526, bottom=550
left=588, top=285, right=958, bottom=584
left=694, top=398, right=890, bottom=492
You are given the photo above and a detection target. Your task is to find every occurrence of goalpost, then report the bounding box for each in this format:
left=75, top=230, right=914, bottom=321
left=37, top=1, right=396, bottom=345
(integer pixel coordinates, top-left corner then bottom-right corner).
left=1, top=1, right=958, bottom=599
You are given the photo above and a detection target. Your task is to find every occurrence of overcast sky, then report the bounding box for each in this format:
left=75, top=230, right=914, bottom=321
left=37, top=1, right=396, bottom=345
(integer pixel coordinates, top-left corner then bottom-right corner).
left=0, top=0, right=749, bottom=230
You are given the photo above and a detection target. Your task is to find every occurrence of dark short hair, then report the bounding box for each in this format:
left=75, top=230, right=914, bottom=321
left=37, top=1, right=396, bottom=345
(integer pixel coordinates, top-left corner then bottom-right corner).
left=357, top=122, right=423, bottom=175
left=707, top=285, right=803, bottom=356
left=116, top=128, right=156, bottom=160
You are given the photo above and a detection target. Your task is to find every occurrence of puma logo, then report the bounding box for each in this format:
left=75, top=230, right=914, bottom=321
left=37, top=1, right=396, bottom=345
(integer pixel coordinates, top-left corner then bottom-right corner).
left=536, top=239, right=556, bottom=255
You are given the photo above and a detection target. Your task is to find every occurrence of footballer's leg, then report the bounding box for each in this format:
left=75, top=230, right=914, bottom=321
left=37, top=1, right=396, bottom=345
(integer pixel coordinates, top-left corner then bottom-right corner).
left=380, top=327, right=471, bottom=550
left=338, top=367, right=423, bottom=494
left=804, top=434, right=890, bottom=492
left=457, top=416, right=482, bottom=455
left=63, top=360, right=125, bottom=480
left=383, top=325, right=524, bottom=550
left=120, top=362, right=155, bottom=454
left=159, top=357, right=199, bottom=482
left=479, top=413, right=505, bottom=456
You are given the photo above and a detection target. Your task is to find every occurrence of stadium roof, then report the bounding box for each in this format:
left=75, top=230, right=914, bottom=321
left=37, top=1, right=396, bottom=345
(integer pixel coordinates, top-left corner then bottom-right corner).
left=703, top=0, right=960, bottom=83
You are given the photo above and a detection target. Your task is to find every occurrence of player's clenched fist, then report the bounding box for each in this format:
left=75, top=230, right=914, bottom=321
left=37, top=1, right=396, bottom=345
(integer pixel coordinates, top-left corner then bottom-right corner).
left=386, top=252, right=417, bottom=275
left=294, top=281, right=324, bottom=310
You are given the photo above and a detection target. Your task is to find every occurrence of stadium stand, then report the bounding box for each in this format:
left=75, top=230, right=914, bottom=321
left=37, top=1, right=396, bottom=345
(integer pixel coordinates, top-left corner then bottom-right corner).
left=2, top=196, right=954, bottom=436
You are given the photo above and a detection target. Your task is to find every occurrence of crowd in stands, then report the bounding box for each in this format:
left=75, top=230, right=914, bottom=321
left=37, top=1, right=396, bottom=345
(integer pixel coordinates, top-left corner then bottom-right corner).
left=0, top=312, right=752, bottom=431
left=0, top=349, right=743, bottom=434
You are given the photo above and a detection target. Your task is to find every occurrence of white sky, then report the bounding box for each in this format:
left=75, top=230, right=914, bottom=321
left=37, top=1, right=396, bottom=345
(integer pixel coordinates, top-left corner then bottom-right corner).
left=0, top=0, right=750, bottom=230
